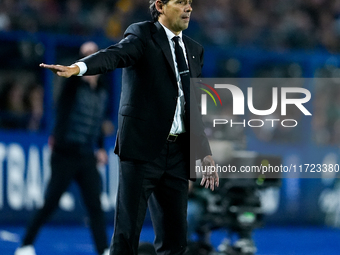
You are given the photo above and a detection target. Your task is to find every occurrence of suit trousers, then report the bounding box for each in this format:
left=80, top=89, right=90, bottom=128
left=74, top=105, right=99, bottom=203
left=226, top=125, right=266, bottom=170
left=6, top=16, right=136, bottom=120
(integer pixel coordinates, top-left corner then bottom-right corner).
left=110, top=134, right=189, bottom=255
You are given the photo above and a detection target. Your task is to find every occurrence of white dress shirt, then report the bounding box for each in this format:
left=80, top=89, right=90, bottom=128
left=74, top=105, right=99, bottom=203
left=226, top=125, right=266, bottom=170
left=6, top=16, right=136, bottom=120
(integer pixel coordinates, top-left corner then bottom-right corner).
left=159, top=22, right=187, bottom=135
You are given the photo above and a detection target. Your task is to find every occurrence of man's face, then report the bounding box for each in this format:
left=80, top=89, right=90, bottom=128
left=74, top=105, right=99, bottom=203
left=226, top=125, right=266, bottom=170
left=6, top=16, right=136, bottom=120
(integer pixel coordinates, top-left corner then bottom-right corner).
left=158, top=0, right=193, bottom=35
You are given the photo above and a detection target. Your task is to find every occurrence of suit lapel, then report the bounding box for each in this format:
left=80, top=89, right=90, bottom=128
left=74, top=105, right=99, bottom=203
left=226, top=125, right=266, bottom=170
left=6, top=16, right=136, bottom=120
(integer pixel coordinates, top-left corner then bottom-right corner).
left=152, top=22, right=176, bottom=77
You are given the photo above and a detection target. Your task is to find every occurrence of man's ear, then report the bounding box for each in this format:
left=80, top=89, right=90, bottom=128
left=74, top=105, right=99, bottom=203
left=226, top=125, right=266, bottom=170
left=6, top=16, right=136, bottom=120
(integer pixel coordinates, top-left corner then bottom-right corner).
left=155, top=0, right=164, bottom=14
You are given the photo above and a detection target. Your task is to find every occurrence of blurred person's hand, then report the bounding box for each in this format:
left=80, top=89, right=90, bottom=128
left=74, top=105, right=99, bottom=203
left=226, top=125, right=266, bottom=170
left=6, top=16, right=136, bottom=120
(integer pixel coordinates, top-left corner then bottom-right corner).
left=96, top=148, right=108, bottom=165
left=40, top=63, right=80, bottom=78
left=200, top=155, right=219, bottom=191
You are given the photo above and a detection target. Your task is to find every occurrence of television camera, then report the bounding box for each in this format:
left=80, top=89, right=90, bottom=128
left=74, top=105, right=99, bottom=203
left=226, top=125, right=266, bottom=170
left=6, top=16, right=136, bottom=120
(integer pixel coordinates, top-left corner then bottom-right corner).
left=187, top=151, right=282, bottom=255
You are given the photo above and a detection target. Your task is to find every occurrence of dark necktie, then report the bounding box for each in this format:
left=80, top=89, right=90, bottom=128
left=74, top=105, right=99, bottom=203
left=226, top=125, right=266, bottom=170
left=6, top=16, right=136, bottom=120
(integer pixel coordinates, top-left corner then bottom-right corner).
left=172, top=36, right=190, bottom=128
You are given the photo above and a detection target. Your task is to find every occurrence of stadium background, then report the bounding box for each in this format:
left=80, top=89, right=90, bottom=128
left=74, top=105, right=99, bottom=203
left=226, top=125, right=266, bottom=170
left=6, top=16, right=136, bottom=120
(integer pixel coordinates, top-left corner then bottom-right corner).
left=1, top=0, right=340, bottom=254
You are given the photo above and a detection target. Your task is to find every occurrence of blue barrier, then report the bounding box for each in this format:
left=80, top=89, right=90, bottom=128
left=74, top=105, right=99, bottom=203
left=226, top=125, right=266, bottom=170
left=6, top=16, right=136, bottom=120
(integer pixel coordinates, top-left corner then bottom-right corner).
left=0, top=131, right=118, bottom=224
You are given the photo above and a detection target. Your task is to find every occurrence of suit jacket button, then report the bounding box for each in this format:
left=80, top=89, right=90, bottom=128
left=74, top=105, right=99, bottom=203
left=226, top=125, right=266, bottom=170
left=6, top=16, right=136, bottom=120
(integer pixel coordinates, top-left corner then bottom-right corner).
left=173, top=96, right=178, bottom=100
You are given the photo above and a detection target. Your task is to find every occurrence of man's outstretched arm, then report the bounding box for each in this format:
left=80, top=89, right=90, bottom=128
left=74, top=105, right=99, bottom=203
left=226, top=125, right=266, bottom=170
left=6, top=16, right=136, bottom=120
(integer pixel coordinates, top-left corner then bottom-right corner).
left=39, top=63, right=80, bottom=78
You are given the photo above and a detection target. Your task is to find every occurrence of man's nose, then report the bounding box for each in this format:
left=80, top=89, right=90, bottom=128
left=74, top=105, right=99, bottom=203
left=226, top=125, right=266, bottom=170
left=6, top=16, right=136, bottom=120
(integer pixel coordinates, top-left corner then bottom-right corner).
left=185, top=3, right=192, bottom=12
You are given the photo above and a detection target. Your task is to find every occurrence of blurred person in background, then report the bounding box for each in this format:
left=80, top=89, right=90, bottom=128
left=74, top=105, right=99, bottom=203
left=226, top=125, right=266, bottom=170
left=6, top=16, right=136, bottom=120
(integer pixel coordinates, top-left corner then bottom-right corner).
left=24, top=83, right=45, bottom=131
left=14, top=41, right=112, bottom=255
left=0, top=80, right=30, bottom=130
left=0, top=80, right=45, bottom=132
left=0, top=80, right=27, bottom=129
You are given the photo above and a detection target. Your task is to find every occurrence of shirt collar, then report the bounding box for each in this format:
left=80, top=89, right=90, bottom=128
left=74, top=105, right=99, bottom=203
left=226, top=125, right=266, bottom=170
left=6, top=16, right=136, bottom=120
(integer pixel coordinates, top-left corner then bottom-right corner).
left=158, top=21, right=183, bottom=42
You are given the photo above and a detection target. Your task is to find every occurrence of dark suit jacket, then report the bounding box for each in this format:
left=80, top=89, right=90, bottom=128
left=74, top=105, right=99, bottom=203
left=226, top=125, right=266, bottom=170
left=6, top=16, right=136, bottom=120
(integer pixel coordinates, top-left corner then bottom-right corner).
left=80, top=21, right=211, bottom=163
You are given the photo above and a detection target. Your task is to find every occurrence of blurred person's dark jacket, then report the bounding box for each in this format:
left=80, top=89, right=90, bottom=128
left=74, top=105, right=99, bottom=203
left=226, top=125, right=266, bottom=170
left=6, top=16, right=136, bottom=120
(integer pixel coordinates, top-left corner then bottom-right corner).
left=52, top=75, right=109, bottom=155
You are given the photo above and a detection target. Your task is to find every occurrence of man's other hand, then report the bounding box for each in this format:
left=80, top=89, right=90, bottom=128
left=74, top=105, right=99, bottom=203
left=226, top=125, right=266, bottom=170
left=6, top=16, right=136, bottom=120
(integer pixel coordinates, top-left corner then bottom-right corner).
left=200, top=155, right=219, bottom=191
left=40, top=63, right=80, bottom=78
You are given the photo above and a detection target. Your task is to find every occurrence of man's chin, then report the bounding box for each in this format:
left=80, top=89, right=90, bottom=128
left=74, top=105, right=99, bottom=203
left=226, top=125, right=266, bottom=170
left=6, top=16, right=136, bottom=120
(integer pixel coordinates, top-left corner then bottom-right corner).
left=181, top=23, right=190, bottom=31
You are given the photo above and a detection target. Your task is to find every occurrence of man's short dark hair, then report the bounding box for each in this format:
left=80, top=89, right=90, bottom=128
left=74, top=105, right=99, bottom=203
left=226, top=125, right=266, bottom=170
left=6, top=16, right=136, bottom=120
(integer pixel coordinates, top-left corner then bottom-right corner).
left=149, top=0, right=170, bottom=22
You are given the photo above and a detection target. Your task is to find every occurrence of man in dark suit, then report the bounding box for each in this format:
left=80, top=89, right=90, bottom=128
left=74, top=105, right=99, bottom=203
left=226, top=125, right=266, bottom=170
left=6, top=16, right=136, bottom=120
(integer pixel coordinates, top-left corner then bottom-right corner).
left=40, top=1, right=219, bottom=254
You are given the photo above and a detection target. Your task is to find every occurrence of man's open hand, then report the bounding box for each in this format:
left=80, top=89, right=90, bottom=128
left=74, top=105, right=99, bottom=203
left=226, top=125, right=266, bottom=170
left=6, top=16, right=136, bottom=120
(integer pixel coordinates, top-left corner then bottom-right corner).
left=200, top=155, right=219, bottom=191
left=40, top=63, right=80, bottom=78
